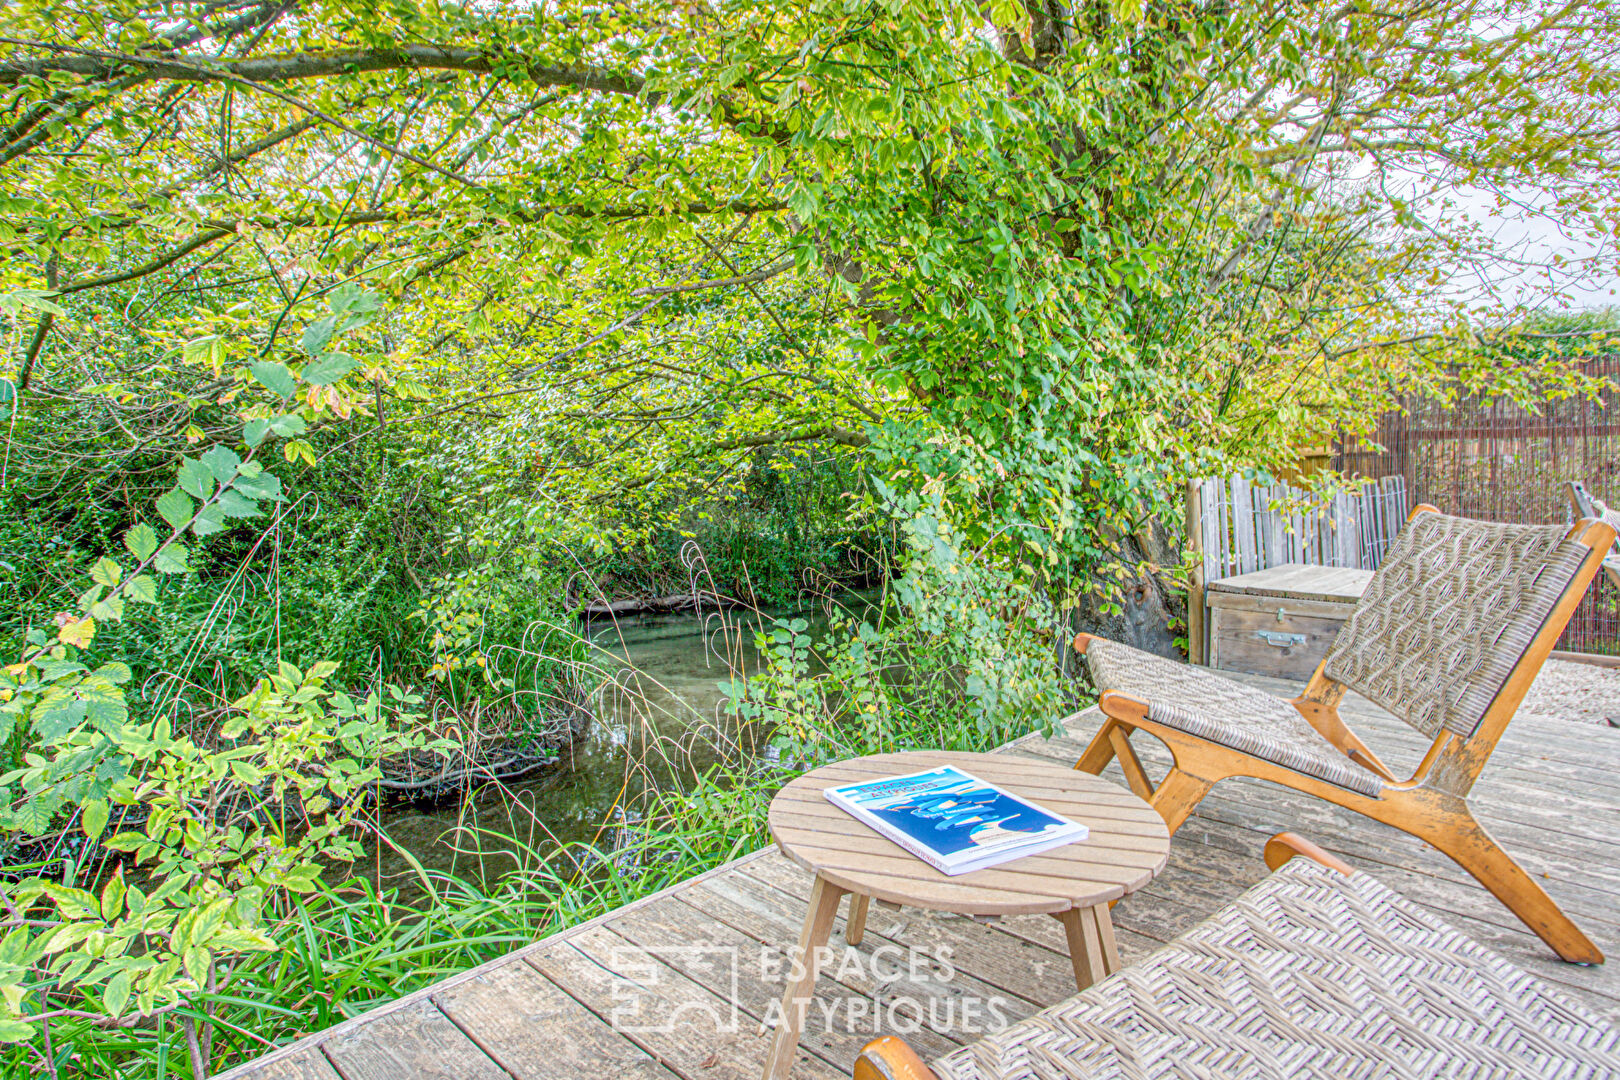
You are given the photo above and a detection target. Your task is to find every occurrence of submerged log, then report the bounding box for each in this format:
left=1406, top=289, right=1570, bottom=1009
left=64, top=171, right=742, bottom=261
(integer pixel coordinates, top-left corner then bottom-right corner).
left=579, top=591, right=740, bottom=618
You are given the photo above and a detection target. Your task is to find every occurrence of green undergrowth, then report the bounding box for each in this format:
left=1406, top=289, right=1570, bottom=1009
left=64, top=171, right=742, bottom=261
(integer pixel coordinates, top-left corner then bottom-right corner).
left=7, top=498, right=1082, bottom=1079
left=3, top=823, right=747, bottom=1080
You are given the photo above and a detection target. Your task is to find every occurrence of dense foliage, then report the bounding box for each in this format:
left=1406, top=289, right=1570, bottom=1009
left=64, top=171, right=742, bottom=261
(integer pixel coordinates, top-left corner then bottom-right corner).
left=2, top=0, right=1619, bottom=1074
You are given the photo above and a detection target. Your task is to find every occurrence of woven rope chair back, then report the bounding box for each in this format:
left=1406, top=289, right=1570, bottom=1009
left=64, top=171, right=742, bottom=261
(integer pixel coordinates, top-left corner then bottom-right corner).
left=1321, top=510, right=1589, bottom=739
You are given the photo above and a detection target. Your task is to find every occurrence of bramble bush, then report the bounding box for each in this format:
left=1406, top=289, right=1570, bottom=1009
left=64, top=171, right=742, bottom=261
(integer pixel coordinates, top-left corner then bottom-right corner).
left=0, top=286, right=453, bottom=1075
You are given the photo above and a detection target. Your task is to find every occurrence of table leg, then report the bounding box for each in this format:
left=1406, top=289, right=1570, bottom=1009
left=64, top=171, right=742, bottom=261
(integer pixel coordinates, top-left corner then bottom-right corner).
left=1053, top=902, right=1120, bottom=991
left=763, top=873, right=846, bottom=1080
left=845, top=893, right=870, bottom=946
left=1091, top=902, right=1121, bottom=974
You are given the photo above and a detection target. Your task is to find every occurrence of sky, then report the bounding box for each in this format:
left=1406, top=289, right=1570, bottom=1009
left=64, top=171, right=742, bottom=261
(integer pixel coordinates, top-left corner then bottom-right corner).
left=1439, top=186, right=1620, bottom=313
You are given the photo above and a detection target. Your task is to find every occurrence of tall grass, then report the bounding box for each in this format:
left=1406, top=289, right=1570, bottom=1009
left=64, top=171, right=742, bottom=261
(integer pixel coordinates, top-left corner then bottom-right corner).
left=7, top=807, right=763, bottom=1080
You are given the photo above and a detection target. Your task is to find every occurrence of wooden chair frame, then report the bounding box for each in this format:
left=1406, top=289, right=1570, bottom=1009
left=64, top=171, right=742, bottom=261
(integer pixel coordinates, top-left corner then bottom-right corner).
left=850, top=834, right=1355, bottom=1080
left=1075, top=508, right=1617, bottom=966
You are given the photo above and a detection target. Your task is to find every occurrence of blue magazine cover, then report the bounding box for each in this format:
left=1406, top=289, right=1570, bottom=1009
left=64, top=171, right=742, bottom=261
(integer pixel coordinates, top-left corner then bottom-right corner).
left=824, top=765, right=1088, bottom=875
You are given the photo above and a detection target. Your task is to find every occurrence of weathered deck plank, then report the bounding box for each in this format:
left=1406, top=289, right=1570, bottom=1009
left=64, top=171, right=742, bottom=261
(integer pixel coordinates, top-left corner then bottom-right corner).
left=434, top=959, right=678, bottom=1079
left=321, top=1000, right=509, bottom=1080
left=218, top=672, right=1620, bottom=1079
left=528, top=926, right=847, bottom=1080
left=244, top=1055, right=344, bottom=1080
left=605, top=875, right=962, bottom=1063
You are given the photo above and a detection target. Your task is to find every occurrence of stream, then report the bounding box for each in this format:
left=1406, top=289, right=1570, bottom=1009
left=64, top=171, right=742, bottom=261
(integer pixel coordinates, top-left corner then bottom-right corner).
left=360, top=602, right=850, bottom=890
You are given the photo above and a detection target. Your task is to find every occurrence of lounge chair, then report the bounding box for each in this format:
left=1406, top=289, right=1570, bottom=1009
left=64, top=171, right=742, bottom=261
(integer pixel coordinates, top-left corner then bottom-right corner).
left=854, top=833, right=1620, bottom=1080
left=1568, top=481, right=1620, bottom=588
left=1073, top=506, right=1615, bottom=964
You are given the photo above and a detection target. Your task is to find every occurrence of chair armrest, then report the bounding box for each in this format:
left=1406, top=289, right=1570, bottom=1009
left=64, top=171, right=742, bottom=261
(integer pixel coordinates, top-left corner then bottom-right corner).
left=855, top=1036, right=939, bottom=1080
left=1263, top=832, right=1355, bottom=875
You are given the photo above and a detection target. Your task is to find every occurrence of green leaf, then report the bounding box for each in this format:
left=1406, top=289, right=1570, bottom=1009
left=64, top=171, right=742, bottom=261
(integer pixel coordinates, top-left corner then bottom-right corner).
left=123, top=523, right=159, bottom=561
left=182, top=335, right=224, bottom=370
left=0, top=378, right=14, bottom=422
left=0, top=288, right=66, bottom=317
left=214, top=490, right=262, bottom=519
left=190, top=503, right=228, bottom=537
left=228, top=760, right=264, bottom=785
left=0, top=1019, right=36, bottom=1043
left=284, top=439, right=316, bottom=466
left=200, top=445, right=241, bottom=483
left=233, top=470, right=284, bottom=502
left=156, top=488, right=194, bottom=531
left=251, top=361, right=296, bottom=399
left=90, top=594, right=125, bottom=622
left=269, top=413, right=307, bottom=437
left=153, top=544, right=192, bottom=574
left=39, top=660, right=86, bottom=681
left=177, top=458, right=216, bottom=500
left=32, top=687, right=87, bottom=740
left=81, top=799, right=109, bottom=840
left=103, top=969, right=132, bottom=1019
left=242, top=418, right=270, bottom=447
left=302, top=352, right=360, bottom=386
left=301, top=315, right=338, bottom=357
left=100, top=875, right=125, bottom=920
left=328, top=283, right=381, bottom=318
left=281, top=864, right=322, bottom=892
left=11, top=797, right=54, bottom=836
left=90, top=557, right=122, bottom=587
left=92, top=662, right=132, bottom=685
left=83, top=684, right=128, bottom=731
left=125, top=575, right=157, bottom=604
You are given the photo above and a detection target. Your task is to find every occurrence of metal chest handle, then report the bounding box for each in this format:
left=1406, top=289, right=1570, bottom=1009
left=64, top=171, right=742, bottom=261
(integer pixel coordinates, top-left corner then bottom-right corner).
left=1254, top=630, right=1307, bottom=648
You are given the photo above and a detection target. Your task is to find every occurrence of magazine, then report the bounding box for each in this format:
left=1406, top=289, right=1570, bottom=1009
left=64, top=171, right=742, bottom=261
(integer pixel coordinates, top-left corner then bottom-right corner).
left=824, top=765, right=1089, bottom=876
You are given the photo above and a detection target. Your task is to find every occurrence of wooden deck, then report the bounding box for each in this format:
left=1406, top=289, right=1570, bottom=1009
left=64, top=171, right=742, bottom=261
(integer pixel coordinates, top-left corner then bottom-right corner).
left=220, top=671, right=1620, bottom=1080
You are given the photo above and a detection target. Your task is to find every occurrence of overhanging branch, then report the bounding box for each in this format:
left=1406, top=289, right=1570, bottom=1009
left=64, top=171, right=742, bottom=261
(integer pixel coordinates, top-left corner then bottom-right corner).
left=0, top=42, right=641, bottom=96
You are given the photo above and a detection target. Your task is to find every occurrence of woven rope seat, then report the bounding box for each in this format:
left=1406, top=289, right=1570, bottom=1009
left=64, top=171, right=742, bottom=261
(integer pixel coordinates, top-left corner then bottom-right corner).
left=930, top=859, right=1620, bottom=1080
left=1086, top=639, right=1383, bottom=797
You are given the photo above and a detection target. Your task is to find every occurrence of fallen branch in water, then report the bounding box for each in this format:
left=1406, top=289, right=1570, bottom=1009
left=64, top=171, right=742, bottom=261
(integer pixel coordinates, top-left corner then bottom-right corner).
left=374, top=753, right=556, bottom=792
left=580, top=591, right=740, bottom=618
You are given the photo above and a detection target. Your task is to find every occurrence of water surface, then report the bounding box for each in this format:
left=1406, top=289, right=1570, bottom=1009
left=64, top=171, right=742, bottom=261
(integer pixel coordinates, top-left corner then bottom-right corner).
left=361, top=604, right=839, bottom=889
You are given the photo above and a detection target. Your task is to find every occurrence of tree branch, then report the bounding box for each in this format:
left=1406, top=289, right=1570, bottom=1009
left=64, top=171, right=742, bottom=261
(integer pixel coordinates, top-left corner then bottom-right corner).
left=55, top=227, right=233, bottom=295
left=630, top=257, right=794, bottom=297
left=17, top=254, right=57, bottom=390
left=0, top=42, right=644, bottom=96
left=0, top=40, right=787, bottom=140
left=617, top=426, right=870, bottom=491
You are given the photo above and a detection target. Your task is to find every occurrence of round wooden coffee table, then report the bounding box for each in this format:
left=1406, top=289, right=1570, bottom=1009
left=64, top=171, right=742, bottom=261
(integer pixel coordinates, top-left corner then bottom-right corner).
left=760, top=750, right=1170, bottom=1079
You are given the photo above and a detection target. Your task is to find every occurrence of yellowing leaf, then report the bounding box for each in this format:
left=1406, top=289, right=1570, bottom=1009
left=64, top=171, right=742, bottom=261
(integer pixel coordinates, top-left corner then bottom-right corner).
left=58, top=617, right=96, bottom=649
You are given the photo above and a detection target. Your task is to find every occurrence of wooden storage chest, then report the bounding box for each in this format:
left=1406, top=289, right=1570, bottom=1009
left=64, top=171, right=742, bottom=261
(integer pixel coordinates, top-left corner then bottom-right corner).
left=1205, top=564, right=1372, bottom=679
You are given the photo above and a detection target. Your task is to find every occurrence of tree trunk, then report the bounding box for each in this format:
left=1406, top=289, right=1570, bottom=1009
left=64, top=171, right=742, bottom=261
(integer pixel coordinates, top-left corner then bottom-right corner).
left=1068, top=520, right=1185, bottom=673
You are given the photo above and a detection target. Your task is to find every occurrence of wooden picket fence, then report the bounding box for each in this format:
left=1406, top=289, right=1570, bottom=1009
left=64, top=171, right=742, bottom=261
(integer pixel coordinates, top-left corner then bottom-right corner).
left=1183, top=475, right=1409, bottom=665
left=1190, top=474, right=1410, bottom=583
